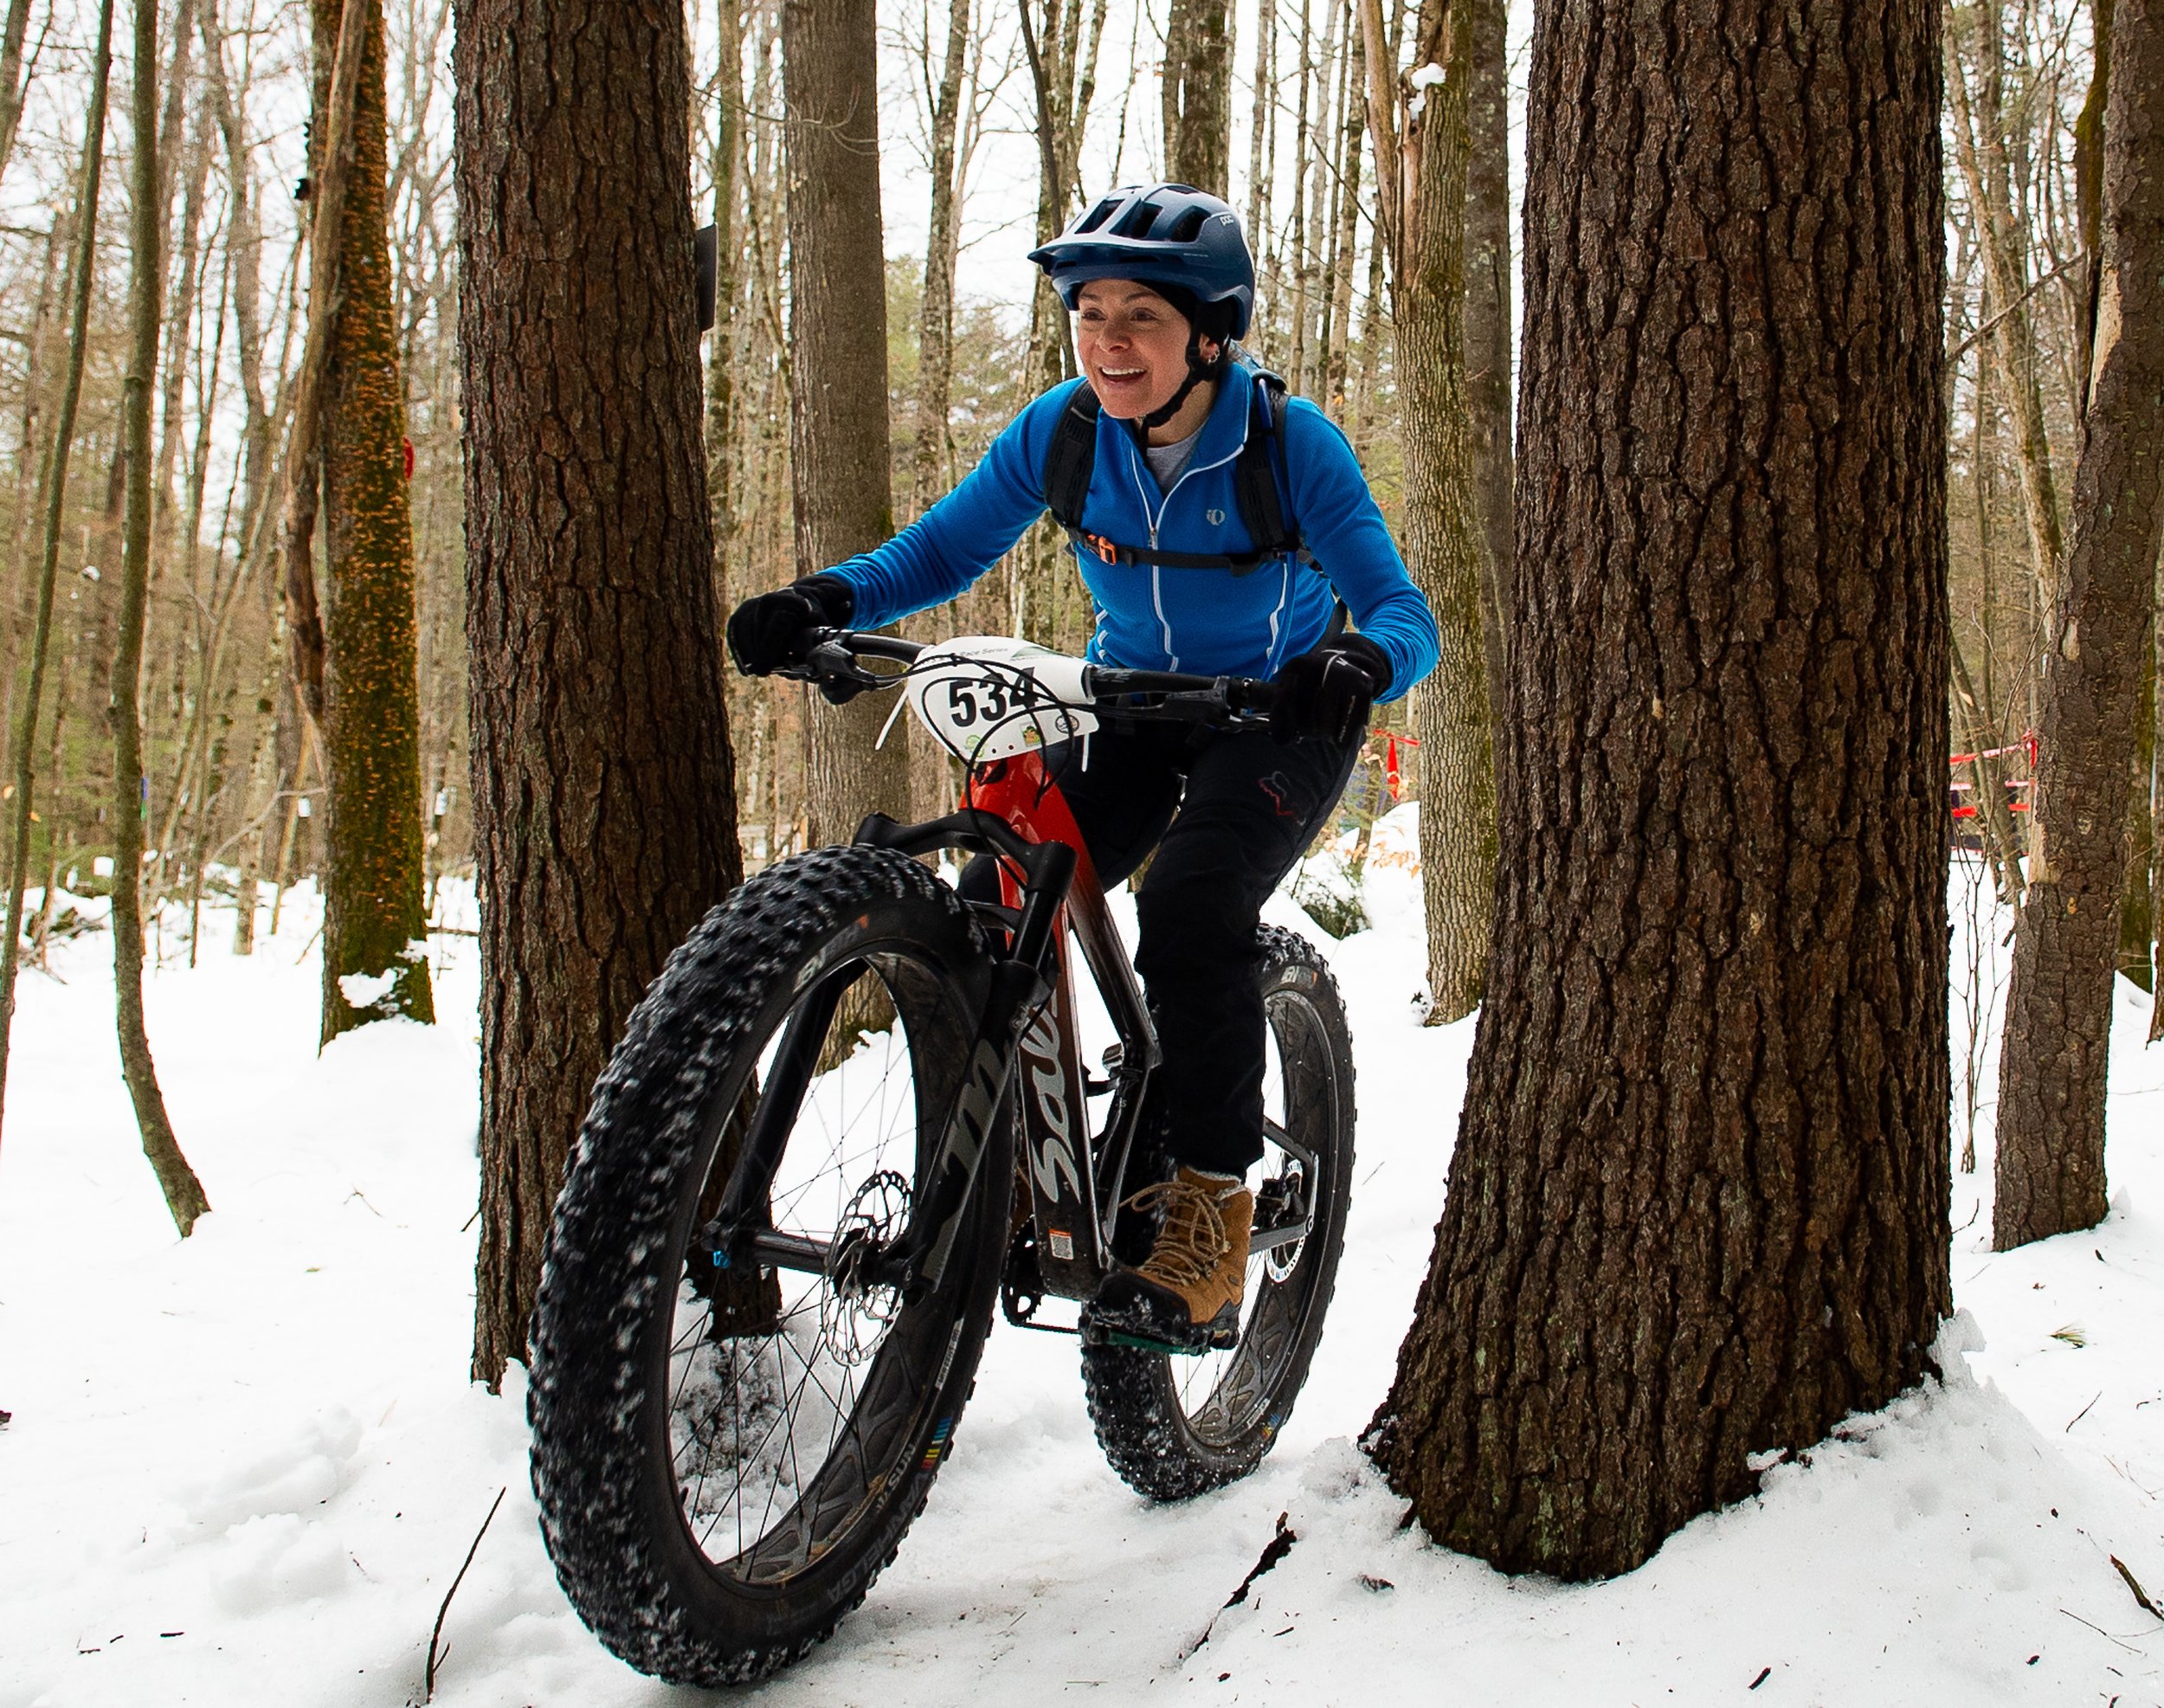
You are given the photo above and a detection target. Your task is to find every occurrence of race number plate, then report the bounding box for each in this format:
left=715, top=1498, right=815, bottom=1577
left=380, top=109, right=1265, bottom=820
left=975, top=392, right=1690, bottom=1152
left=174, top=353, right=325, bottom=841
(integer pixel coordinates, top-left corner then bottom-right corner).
left=904, top=636, right=1100, bottom=765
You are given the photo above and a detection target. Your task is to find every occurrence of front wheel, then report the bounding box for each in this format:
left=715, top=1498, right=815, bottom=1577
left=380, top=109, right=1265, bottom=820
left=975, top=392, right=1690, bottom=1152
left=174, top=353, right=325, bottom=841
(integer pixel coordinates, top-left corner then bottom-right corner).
left=1082, top=924, right=1356, bottom=1500
left=529, top=847, right=1010, bottom=1687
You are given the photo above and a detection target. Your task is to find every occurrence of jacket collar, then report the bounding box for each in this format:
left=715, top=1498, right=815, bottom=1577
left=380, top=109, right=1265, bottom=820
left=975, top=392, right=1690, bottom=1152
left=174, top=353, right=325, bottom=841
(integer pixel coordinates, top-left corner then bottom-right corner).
left=1102, top=359, right=1256, bottom=476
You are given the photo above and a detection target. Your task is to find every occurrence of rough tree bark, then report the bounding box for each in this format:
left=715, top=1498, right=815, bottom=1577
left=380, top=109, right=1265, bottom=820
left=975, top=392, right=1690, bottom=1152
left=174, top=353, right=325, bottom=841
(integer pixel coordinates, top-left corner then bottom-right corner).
left=310, top=0, right=435, bottom=1041
left=1359, top=0, right=1494, bottom=1023
left=780, top=0, right=910, bottom=850
left=278, top=0, right=366, bottom=719
left=1368, top=0, right=1952, bottom=1577
left=1993, top=0, right=2164, bottom=1250
left=2075, top=0, right=2152, bottom=995
left=116, top=0, right=212, bottom=1234
left=1162, top=0, right=1232, bottom=197
left=460, top=0, right=744, bottom=1386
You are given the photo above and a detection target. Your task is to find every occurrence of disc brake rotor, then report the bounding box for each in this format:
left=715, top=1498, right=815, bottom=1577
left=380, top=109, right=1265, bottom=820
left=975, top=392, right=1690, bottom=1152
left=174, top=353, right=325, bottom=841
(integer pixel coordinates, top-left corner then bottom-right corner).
left=820, top=1170, right=911, bottom=1366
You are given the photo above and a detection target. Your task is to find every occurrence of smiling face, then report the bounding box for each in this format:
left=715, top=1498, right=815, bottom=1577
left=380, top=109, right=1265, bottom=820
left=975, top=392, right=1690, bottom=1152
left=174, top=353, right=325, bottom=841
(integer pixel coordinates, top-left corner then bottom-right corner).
left=1073, top=280, right=1222, bottom=425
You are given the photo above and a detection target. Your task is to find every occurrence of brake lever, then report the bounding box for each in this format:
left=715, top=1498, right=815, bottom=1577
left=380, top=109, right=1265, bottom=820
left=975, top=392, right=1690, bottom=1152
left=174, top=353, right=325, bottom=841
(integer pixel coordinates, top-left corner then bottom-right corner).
left=769, top=632, right=887, bottom=699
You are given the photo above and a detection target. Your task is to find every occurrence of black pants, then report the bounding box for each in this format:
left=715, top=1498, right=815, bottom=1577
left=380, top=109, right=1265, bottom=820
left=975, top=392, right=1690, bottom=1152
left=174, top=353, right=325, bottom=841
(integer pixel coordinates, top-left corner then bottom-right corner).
left=968, top=721, right=1362, bottom=1175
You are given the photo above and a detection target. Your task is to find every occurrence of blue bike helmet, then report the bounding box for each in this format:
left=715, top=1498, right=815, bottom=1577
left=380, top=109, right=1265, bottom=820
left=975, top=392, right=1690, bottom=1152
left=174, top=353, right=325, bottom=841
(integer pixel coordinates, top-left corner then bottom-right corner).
left=1029, top=183, right=1256, bottom=340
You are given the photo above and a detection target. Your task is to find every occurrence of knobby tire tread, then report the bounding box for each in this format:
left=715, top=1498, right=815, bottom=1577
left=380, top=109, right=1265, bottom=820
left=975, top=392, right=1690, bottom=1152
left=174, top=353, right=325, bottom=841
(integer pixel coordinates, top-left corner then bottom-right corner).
left=1082, top=925, right=1356, bottom=1502
left=530, top=846, right=1001, bottom=1687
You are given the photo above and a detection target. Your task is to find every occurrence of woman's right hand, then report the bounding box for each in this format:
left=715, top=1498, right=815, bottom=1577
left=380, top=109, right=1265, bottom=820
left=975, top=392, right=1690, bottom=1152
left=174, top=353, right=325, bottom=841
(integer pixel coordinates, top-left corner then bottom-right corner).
left=725, top=574, right=856, bottom=675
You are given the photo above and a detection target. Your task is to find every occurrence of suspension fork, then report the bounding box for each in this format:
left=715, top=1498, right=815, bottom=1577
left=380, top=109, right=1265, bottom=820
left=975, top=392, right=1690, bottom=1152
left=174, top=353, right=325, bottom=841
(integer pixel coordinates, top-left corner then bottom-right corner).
left=700, top=815, right=1074, bottom=1296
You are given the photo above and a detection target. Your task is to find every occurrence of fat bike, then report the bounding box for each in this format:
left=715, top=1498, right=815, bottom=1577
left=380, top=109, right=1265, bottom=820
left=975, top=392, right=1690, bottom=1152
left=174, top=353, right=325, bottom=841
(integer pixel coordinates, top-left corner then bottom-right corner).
left=528, top=631, right=1357, bottom=1685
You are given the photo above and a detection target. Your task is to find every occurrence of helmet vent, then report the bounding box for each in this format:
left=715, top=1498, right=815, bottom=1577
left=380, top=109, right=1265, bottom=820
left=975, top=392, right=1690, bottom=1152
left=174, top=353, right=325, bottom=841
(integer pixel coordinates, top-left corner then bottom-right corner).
left=1076, top=197, right=1122, bottom=235
left=1111, top=198, right=1162, bottom=239
left=1167, top=207, right=1208, bottom=243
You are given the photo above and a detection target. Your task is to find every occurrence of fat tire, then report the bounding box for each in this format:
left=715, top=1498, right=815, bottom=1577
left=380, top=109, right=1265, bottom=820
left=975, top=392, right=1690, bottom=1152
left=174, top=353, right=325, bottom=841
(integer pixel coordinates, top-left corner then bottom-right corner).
left=530, top=846, right=1008, bottom=1687
left=1081, top=924, right=1355, bottom=1501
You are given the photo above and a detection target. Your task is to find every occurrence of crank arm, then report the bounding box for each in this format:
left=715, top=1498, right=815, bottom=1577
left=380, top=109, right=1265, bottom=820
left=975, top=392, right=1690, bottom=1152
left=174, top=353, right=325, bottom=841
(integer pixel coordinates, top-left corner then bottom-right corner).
left=1246, top=1218, right=1314, bottom=1257
left=1263, top=1117, right=1317, bottom=1170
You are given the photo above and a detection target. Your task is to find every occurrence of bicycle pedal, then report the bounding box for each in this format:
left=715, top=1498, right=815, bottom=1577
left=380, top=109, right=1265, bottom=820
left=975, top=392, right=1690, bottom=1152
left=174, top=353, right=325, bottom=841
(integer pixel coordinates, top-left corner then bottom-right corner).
left=1085, top=1317, right=1237, bottom=1357
left=1105, top=1325, right=1237, bottom=1356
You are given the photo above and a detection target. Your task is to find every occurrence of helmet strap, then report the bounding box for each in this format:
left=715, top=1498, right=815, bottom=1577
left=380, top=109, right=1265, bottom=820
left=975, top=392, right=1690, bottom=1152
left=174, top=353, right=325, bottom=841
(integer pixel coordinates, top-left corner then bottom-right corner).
left=1137, top=326, right=1230, bottom=433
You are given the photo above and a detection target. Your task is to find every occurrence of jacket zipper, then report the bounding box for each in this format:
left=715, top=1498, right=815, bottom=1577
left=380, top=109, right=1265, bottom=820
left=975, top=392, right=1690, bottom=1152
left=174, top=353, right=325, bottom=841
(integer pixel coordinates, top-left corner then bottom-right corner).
left=1115, top=381, right=1256, bottom=667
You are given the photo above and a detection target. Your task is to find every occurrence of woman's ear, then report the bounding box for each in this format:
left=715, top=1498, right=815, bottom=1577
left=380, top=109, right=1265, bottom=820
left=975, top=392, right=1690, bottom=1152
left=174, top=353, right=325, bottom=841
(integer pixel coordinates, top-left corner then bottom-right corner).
left=1197, top=335, right=1223, bottom=364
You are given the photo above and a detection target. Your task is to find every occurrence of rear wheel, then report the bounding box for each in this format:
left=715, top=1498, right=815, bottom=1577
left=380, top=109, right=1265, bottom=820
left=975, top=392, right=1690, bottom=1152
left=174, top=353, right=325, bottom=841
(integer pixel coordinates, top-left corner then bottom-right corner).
left=530, top=847, right=1008, bottom=1686
left=1081, top=925, right=1356, bottom=1500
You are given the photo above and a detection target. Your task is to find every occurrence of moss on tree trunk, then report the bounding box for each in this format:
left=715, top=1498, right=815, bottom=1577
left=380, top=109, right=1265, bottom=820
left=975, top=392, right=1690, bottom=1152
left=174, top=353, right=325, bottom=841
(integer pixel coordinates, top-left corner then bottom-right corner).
left=312, top=0, right=433, bottom=1042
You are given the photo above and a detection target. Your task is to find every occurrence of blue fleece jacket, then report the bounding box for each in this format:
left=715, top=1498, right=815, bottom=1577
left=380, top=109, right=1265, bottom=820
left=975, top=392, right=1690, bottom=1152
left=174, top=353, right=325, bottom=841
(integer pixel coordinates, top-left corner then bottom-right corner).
left=826, top=364, right=1439, bottom=700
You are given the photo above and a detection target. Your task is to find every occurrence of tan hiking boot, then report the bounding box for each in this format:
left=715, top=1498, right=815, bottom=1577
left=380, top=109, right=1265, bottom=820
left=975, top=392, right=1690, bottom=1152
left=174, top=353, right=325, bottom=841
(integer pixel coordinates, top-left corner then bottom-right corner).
left=1085, top=1166, right=1253, bottom=1352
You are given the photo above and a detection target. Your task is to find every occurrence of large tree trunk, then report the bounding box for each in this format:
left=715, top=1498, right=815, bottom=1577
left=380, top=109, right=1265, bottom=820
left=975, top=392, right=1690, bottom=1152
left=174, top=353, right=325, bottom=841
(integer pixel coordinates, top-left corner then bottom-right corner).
left=1162, top=0, right=1233, bottom=197
left=312, top=0, right=434, bottom=1041
left=1360, top=0, right=1494, bottom=1023
left=117, top=0, right=211, bottom=1235
left=1992, top=0, right=2164, bottom=1250
left=460, top=0, right=744, bottom=1388
left=1369, top=0, right=1951, bottom=1578
left=781, top=0, right=908, bottom=849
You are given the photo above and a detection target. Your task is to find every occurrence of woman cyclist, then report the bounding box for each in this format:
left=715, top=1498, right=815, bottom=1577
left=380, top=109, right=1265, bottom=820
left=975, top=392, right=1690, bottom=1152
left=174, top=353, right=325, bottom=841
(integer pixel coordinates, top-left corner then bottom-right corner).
left=728, top=183, right=1439, bottom=1353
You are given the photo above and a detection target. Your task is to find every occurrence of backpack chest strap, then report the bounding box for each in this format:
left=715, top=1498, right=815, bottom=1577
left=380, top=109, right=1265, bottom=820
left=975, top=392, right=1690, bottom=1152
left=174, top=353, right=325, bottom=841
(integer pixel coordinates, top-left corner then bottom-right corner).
left=1065, top=525, right=1305, bottom=576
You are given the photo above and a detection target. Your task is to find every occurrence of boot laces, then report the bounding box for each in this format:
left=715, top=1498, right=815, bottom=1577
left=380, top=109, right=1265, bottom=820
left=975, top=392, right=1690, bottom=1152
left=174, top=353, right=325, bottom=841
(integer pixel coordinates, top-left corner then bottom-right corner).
left=1123, top=1177, right=1233, bottom=1290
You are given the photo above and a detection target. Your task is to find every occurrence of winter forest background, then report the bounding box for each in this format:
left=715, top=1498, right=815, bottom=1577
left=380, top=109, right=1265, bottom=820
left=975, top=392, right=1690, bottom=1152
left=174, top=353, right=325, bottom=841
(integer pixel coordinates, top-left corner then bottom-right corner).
left=3, top=0, right=2117, bottom=953
left=3, top=0, right=2164, bottom=1701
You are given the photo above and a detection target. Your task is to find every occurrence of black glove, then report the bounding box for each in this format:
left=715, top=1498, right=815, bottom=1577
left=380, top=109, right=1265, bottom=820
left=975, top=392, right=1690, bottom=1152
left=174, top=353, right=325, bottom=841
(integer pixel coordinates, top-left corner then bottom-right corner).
left=1269, top=634, right=1392, bottom=745
left=725, top=574, right=854, bottom=675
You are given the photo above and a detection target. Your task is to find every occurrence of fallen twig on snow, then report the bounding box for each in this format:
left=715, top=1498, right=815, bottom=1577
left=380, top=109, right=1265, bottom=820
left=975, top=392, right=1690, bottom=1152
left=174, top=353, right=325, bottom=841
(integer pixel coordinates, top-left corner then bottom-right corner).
left=2059, top=1606, right=2146, bottom=1653
left=423, top=1486, right=506, bottom=1702
left=2110, top=1555, right=2164, bottom=1624
left=1182, top=1511, right=1299, bottom=1660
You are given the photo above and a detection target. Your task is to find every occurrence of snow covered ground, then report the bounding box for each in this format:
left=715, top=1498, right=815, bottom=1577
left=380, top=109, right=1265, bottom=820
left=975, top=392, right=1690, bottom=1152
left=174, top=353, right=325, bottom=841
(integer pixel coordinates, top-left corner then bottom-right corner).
left=2, top=822, right=2161, bottom=1706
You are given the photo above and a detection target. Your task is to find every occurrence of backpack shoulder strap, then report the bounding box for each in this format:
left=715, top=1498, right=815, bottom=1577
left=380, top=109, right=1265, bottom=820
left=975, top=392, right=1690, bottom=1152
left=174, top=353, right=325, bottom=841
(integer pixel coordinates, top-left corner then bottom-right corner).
left=1042, top=383, right=1102, bottom=532
left=1233, top=369, right=1304, bottom=561
left=1241, top=370, right=1349, bottom=637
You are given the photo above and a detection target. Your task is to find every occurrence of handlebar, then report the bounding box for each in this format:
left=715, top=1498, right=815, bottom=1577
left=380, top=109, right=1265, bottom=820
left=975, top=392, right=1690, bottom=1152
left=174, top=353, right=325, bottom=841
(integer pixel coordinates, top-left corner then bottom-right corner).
left=773, top=628, right=1278, bottom=728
